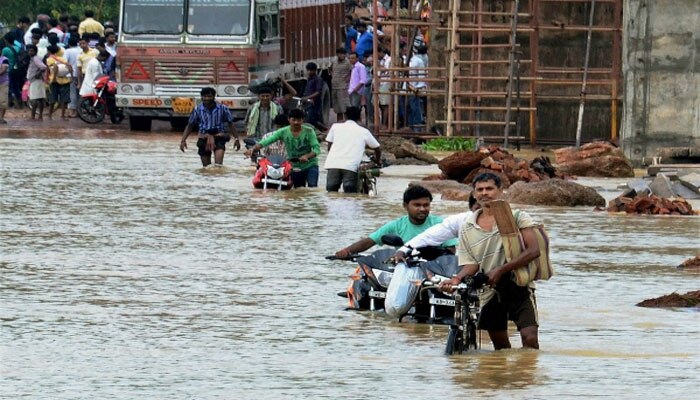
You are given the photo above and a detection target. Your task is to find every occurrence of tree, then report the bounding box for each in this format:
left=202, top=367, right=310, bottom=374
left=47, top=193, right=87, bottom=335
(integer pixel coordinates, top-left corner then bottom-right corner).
left=0, top=0, right=119, bottom=28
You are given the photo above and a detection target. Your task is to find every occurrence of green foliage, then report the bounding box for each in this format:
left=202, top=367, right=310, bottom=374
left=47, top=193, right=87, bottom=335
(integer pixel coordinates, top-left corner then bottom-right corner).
left=422, top=137, right=476, bottom=152
left=0, top=0, right=120, bottom=28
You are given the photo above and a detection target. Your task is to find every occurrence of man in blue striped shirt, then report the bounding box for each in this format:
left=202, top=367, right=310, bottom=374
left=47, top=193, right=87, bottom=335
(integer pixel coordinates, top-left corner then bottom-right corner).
left=180, top=87, right=240, bottom=166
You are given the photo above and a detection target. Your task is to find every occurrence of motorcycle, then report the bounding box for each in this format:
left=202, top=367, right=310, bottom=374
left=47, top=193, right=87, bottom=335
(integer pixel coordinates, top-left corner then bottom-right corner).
left=252, top=154, right=295, bottom=190
left=327, top=234, right=460, bottom=324
left=77, top=74, right=124, bottom=124
left=244, top=137, right=295, bottom=190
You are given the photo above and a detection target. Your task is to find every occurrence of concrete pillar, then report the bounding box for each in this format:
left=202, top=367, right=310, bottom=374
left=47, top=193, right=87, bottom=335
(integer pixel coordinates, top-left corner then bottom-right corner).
left=621, top=0, right=700, bottom=164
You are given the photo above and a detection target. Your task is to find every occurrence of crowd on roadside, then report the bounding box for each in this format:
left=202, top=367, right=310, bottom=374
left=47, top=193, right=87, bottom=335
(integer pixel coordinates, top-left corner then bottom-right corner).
left=332, top=5, right=430, bottom=131
left=0, top=10, right=117, bottom=122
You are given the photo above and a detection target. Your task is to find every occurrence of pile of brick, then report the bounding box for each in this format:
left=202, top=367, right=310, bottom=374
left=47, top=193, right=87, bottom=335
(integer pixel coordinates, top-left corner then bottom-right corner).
left=554, top=141, right=635, bottom=178
left=432, top=146, right=560, bottom=188
left=607, top=189, right=696, bottom=215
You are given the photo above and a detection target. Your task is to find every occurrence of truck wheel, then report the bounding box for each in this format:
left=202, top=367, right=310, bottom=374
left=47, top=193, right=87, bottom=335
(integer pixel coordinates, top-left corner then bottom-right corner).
left=129, top=116, right=152, bottom=131
left=170, top=118, right=188, bottom=131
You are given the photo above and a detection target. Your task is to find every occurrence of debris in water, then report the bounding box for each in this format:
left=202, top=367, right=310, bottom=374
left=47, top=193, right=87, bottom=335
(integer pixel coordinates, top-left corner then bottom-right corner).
left=636, top=290, right=700, bottom=308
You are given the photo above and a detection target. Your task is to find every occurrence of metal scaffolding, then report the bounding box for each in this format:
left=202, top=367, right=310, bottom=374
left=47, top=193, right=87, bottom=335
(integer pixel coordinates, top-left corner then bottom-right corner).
left=371, top=0, right=622, bottom=147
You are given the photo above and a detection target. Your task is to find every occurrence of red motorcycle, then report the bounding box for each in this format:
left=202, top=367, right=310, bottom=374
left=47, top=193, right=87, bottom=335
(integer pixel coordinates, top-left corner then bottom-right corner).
left=78, top=75, right=124, bottom=124
left=252, top=154, right=295, bottom=190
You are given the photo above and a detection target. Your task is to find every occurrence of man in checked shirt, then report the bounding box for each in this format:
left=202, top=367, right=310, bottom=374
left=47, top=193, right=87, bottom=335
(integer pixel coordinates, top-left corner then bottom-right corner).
left=180, top=87, right=240, bottom=167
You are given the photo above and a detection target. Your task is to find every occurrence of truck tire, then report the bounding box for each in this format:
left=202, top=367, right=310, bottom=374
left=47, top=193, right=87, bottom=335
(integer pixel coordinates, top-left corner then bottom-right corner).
left=170, top=118, right=189, bottom=132
left=129, top=116, right=152, bottom=131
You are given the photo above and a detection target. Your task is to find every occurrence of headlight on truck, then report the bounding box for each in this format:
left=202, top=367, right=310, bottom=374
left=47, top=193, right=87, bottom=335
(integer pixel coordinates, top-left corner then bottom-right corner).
left=121, top=84, right=133, bottom=94
left=224, top=86, right=236, bottom=95
left=237, top=86, right=249, bottom=95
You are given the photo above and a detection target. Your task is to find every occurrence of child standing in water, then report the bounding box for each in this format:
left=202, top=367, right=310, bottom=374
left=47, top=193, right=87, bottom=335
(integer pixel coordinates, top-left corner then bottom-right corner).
left=25, top=45, right=47, bottom=120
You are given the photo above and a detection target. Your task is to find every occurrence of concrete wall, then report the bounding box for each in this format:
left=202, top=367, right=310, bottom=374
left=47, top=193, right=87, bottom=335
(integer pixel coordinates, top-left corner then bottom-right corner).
left=621, top=0, right=700, bottom=164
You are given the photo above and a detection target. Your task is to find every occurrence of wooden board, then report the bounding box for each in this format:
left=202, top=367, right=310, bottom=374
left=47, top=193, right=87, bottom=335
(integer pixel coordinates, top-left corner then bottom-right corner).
left=490, top=200, right=519, bottom=235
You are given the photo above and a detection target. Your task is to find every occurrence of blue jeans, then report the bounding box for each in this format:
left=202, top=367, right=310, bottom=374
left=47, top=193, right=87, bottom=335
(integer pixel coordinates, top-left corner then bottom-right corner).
left=408, top=95, right=424, bottom=127
left=292, top=165, right=319, bottom=188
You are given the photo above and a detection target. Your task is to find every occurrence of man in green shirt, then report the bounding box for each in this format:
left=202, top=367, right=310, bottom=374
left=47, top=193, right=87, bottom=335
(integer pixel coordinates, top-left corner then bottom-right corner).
left=335, top=185, right=458, bottom=258
left=245, top=108, right=320, bottom=188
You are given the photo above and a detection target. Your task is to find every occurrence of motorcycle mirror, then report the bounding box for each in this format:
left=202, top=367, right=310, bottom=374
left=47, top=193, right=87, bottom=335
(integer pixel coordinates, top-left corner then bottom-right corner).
left=380, top=234, right=404, bottom=247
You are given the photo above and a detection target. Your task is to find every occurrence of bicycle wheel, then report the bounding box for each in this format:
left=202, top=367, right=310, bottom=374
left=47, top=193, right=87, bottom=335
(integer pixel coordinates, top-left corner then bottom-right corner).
left=465, top=320, right=478, bottom=350
left=445, top=326, right=463, bottom=355
left=367, top=178, right=377, bottom=197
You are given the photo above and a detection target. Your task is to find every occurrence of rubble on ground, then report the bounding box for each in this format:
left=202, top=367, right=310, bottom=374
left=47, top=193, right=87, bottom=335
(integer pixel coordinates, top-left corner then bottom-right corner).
left=435, top=146, right=560, bottom=188
left=379, top=137, right=438, bottom=165
left=677, top=255, right=700, bottom=272
left=636, top=290, right=700, bottom=308
left=505, top=179, right=606, bottom=207
left=606, top=188, right=697, bottom=215
left=554, top=141, right=635, bottom=178
left=654, top=147, right=700, bottom=164
left=441, top=189, right=472, bottom=202
left=409, top=179, right=472, bottom=195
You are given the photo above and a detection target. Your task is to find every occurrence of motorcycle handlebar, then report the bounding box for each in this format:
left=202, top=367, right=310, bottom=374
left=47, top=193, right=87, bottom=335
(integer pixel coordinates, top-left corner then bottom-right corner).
left=325, top=254, right=362, bottom=261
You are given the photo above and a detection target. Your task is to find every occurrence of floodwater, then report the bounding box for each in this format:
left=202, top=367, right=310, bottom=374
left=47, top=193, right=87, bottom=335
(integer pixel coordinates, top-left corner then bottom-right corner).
left=1, top=126, right=699, bottom=399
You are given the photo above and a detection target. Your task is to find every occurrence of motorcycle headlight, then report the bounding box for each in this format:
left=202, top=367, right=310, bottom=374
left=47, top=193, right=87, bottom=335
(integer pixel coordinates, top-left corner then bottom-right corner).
left=266, top=166, right=284, bottom=180
left=376, top=271, right=392, bottom=288
left=121, top=84, right=133, bottom=94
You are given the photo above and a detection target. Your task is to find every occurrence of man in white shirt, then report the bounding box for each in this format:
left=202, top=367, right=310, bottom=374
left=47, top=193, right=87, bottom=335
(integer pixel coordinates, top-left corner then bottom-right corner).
left=324, top=106, right=381, bottom=193
left=406, top=45, right=428, bottom=128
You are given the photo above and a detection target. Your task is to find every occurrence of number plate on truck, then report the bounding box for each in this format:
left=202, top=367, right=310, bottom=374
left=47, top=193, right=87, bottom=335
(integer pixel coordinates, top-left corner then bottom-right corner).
left=172, top=97, right=195, bottom=114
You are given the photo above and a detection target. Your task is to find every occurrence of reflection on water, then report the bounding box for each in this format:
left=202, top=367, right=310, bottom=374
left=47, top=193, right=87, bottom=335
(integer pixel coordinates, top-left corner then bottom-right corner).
left=0, top=135, right=699, bottom=399
left=450, top=350, right=542, bottom=391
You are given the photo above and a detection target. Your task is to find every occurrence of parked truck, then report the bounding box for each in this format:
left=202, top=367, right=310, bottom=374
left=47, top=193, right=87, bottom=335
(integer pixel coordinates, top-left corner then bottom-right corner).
left=116, top=0, right=344, bottom=131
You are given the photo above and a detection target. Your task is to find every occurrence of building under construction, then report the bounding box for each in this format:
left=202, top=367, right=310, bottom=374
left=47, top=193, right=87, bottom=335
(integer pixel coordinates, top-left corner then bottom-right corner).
left=371, top=0, right=623, bottom=147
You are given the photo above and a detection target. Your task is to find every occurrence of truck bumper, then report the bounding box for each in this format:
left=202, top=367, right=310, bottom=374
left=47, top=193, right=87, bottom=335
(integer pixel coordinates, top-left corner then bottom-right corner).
left=116, top=95, right=252, bottom=121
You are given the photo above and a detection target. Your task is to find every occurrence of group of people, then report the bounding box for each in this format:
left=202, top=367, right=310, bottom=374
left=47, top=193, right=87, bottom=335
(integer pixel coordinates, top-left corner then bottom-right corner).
left=180, top=84, right=381, bottom=194
left=0, top=11, right=117, bottom=122
left=337, top=174, right=542, bottom=351
left=335, top=12, right=430, bottom=130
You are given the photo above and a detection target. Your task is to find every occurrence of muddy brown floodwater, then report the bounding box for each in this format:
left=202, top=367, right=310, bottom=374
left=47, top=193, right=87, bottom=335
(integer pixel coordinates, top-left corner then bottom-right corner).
left=1, top=118, right=699, bottom=399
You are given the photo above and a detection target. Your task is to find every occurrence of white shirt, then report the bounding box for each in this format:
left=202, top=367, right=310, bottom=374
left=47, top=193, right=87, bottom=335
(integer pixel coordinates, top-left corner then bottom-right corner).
left=324, top=120, right=380, bottom=172
left=49, top=27, right=65, bottom=41
left=64, top=47, right=81, bottom=73
left=105, top=43, right=117, bottom=57
left=24, top=22, right=38, bottom=45
left=408, top=55, right=427, bottom=89
left=80, top=57, right=103, bottom=96
left=399, top=212, right=472, bottom=253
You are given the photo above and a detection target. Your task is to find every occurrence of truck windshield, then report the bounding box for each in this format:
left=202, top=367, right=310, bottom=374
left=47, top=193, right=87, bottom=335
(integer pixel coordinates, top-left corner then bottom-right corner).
left=188, top=0, right=251, bottom=35
left=122, top=0, right=185, bottom=34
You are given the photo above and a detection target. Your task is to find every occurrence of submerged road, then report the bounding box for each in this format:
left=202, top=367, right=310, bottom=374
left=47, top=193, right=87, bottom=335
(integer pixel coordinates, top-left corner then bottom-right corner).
left=1, top=114, right=699, bottom=399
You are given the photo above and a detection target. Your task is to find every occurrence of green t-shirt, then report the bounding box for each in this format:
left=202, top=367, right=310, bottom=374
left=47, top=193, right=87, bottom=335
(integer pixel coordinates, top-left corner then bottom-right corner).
left=1, top=44, right=20, bottom=69
left=258, top=125, right=320, bottom=170
left=368, top=215, right=459, bottom=248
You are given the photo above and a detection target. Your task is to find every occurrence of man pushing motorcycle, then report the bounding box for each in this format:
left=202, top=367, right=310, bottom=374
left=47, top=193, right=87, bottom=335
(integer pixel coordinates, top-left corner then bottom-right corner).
left=334, top=185, right=457, bottom=258
left=324, top=106, right=382, bottom=193
left=394, top=173, right=542, bottom=350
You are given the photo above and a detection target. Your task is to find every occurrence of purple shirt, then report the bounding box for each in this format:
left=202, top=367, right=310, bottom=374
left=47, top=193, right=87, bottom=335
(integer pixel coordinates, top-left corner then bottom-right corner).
left=348, top=62, right=367, bottom=95
left=0, top=57, right=9, bottom=85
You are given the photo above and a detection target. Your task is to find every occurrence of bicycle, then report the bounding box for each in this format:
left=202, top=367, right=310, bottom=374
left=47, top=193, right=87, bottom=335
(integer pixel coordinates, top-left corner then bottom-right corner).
left=422, top=272, right=487, bottom=355
left=358, top=156, right=381, bottom=196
